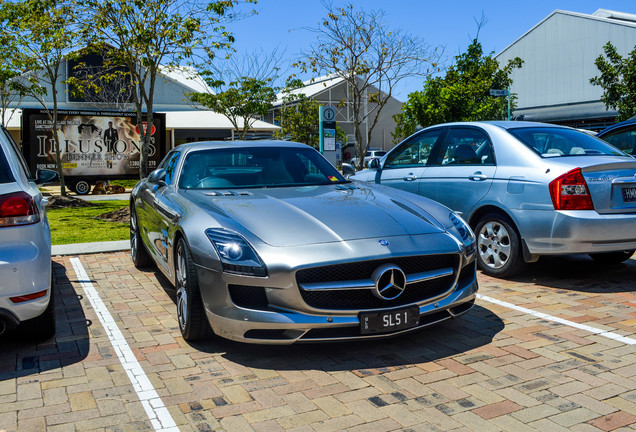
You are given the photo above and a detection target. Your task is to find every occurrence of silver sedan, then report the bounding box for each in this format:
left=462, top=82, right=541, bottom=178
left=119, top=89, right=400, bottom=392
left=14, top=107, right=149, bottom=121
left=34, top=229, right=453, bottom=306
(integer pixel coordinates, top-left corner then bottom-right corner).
left=130, top=141, right=478, bottom=344
left=352, top=121, right=636, bottom=277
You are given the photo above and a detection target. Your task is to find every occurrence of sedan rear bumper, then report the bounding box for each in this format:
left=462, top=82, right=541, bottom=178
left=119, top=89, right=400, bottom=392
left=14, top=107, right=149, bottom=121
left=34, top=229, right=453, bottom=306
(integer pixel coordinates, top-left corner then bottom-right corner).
left=0, top=224, right=52, bottom=322
left=513, top=209, right=636, bottom=255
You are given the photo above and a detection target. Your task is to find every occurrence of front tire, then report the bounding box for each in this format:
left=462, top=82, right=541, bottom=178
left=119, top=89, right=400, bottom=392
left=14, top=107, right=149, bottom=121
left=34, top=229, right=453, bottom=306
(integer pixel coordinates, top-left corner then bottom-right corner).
left=589, top=250, right=635, bottom=264
left=130, top=205, right=153, bottom=269
left=175, top=238, right=212, bottom=341
left=475, top=213, right=525, bottom=278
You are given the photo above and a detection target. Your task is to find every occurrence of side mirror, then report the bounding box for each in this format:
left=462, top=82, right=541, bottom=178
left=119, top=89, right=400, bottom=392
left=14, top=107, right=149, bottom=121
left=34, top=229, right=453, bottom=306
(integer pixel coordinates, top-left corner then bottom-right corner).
left=369, top=158, right=381, bottom=170
left=35, top=169, right=59, bottom=185
left=147, top=168, right=167, bottom=186
left=341, top=163, right=355, bottom=178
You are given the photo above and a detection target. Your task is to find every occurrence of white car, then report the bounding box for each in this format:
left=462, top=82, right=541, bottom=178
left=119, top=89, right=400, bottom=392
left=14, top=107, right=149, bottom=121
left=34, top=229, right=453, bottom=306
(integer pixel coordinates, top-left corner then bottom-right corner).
left=350, top=150, right=387, bottom=169
left=0, top=126, right=58, bottom=338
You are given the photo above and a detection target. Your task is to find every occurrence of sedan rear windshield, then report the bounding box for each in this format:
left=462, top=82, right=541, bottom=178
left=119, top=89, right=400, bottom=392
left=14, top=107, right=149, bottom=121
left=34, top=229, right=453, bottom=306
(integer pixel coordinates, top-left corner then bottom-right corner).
left=179, top=146, right=347, bottom=189
left=509, top=127, right=628, bottom=158
left=0, top=146, right=15, bottom=184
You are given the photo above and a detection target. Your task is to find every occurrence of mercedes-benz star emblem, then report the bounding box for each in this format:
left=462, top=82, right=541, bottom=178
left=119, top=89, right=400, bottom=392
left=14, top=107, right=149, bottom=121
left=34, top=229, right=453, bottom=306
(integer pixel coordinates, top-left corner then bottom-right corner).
left=371, top=264, right=407, bottom=300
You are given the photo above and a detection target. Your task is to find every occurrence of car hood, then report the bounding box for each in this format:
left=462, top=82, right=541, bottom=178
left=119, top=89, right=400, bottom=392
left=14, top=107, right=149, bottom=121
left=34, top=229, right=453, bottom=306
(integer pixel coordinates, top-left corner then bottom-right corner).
left=184, top=184, right=447, bottom=247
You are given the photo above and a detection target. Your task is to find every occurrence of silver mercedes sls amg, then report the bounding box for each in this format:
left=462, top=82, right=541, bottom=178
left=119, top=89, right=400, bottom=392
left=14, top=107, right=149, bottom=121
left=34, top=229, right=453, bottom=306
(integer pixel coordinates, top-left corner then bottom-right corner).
left=130, top=141, right=478, bottom=344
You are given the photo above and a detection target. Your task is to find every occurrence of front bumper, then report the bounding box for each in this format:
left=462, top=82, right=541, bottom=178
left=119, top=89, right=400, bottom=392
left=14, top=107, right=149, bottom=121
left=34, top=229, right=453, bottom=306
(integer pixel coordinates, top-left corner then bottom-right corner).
left=513, top=209, right=636, bottom=255
left=195, top=234, right=478, bottom=344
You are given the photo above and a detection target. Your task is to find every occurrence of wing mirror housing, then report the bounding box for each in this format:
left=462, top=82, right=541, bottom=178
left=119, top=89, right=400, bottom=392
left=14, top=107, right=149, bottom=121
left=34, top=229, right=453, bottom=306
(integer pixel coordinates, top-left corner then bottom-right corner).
left=147, top=168, right=167, bottom=186
left=369, top=158, right=381, bottom=170
left=341, top=163, right=355, bottom=178
left=34, top=169, right=59, bottom=185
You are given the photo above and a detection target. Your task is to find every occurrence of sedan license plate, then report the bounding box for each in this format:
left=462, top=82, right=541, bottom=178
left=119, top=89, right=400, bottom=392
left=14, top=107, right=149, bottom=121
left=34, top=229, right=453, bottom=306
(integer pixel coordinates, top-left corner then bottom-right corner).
left=360, top=306, right=419, bottom=335
left=622, top=187, right=636, bottom=203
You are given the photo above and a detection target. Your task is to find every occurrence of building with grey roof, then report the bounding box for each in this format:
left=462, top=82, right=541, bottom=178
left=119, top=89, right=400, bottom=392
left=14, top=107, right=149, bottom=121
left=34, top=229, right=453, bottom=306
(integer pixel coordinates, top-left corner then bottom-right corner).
left=495, top=8, right=636, bottom=131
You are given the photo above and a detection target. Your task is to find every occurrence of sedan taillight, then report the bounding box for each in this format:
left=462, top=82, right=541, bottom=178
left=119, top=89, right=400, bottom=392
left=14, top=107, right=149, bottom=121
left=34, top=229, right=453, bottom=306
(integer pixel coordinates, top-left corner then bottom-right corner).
left=549, top=168, right=594, bottom=210
left=0, top=192, right=40, bottom=227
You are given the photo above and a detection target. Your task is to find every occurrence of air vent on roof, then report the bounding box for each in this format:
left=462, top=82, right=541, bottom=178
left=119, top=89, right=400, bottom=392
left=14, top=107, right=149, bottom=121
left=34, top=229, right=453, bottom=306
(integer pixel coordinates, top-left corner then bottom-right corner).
left=593, top=9, right=636, bottom=23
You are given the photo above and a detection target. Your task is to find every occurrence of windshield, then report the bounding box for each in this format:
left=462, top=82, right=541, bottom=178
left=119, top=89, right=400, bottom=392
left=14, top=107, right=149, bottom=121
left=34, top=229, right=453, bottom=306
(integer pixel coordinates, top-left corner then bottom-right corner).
left=509, top=127, right=628, bottom=158
left=179, top=146, right=347, bottom=189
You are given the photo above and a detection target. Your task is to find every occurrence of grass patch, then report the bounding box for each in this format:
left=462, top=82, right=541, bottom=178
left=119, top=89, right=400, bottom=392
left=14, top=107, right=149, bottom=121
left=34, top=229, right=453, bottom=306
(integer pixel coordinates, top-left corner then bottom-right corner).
left=109, top=179, right=139, bottom=188
left=48, top=200, right=129, bottom=245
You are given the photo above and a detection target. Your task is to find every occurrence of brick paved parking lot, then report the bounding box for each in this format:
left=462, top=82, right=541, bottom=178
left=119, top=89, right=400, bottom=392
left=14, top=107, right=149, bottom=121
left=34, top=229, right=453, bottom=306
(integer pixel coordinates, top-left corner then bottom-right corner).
left=1, top=252, right=635, bottom=431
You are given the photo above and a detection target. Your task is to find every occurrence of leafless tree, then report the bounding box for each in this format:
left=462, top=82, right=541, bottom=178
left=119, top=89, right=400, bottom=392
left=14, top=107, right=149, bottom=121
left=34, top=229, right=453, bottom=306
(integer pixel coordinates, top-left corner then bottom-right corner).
left=296, top=2, right=442, bottom=169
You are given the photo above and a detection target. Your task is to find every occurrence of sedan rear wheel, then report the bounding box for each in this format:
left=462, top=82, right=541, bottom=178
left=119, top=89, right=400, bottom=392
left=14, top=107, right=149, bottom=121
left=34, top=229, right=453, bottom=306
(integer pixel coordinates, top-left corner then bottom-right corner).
left=589, top=250, right=635, bottom=264
left=175, top=238, right=212, bottom=341
left=475, top=213, right=525, bottom=278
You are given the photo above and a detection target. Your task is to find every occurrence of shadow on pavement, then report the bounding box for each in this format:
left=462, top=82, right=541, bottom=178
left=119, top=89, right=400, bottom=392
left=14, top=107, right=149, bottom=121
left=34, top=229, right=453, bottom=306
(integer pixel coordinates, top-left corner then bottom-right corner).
left=0, top=262, right=90, bottom=379
left=150, top=261, right=505, bottom=370
left=502, top=254, right=636, bottom=293
left=188, top=304, right=504, bottom=372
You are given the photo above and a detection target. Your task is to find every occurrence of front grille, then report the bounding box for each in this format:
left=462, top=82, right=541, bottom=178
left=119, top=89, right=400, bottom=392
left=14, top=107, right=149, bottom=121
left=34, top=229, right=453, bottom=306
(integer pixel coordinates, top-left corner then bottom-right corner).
left=458, top=261, right=476, bottom=288
left=228, top=285, right=268, bottom=309
left=296, top=254, right=459, bottom=310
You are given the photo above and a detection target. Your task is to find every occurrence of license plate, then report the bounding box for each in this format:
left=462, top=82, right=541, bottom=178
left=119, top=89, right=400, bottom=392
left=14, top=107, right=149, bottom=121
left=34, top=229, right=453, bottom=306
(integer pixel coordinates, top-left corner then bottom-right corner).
left=359, top=306, right=419, bottom=335
left=623, top=187, right=636, bottom=203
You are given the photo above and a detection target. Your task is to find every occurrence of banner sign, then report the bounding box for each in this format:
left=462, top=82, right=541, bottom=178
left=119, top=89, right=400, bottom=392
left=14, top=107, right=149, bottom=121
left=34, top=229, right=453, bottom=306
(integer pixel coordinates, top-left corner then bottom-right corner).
left=21, top=109, right=166, bottom=177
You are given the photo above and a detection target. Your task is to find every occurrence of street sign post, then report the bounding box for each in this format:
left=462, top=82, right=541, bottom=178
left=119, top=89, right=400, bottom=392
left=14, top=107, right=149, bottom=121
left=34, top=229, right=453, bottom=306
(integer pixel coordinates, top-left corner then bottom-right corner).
left=490, top=88, right=511, bottom=120
left=319, top=106, right=339, bottom=166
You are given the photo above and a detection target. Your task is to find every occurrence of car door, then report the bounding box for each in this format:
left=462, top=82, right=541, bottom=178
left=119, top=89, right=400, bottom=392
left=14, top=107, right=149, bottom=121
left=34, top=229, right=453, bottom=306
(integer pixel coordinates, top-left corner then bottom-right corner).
left=376, top=128, right=445, bottom=194
left=419, top=127, right=497, bottom=217
left=136, top=151, right=181, bottom=272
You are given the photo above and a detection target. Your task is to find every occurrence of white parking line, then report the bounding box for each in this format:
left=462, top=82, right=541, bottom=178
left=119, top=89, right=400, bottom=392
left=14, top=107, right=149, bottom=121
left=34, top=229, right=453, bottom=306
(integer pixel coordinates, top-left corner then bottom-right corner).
left=477, top=293, right=636, bottom=345
left=70, top=258, right=180, bottom=432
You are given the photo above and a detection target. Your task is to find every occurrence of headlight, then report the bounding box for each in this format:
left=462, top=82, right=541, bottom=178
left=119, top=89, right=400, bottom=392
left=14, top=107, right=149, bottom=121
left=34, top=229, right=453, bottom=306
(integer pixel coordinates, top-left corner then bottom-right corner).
left=449, top=212, right=476, bottom=255
left=206, top=228, right=267, bottom=277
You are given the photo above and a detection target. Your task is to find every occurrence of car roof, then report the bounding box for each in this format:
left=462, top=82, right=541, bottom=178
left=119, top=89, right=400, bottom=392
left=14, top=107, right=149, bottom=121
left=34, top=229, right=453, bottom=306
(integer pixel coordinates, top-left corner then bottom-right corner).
left=426, top=121, right=573, bottom=130
left=175, top=140, right=312, bottom=154
left=597, top=117, right=636, bottom=137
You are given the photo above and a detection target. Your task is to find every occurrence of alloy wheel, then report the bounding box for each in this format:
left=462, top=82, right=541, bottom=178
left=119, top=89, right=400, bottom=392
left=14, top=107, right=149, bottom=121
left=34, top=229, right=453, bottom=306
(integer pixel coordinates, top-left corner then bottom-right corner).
left=478, top=221, right=511, bottom=270
left=176, top=246, right=189, bottom=331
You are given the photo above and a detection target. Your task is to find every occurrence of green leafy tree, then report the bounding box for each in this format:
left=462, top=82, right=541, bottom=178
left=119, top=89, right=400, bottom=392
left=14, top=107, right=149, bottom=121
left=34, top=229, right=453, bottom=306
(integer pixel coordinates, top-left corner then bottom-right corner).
left=393, top=39, right=523, bottom=141
left=83, top=0, right=255, bottom=178
left=0, top=64, right=21, bottom=128
left=189, top=76, right=276, bottom=140
left=296, top=3, right=441, bottom=170
left=590, top=42, right=636, bottom=122
left=275, top=88, right=320, bottom=147
left=0, top=0, right=82, bottom=196
left=274, top=79, right=347, bottom=149
left=0, top=31, right=23, bottom=127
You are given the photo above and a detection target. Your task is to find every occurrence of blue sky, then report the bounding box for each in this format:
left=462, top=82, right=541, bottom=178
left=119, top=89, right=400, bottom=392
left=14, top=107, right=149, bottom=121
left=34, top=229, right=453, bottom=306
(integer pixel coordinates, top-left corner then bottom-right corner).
left=226, top=0, right=636, bottom=100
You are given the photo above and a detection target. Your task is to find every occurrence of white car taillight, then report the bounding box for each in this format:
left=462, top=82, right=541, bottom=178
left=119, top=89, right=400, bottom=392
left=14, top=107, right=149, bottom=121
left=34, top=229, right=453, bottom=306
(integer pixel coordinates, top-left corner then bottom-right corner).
left=548, top=168, right=594, bottom=210
left=0, top=192, right=40, bottom=227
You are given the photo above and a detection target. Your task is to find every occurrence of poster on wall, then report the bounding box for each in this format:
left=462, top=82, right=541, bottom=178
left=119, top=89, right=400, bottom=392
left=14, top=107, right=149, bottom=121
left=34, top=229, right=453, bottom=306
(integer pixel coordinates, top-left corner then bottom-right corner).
left=21, top=109, right=166, bottom=178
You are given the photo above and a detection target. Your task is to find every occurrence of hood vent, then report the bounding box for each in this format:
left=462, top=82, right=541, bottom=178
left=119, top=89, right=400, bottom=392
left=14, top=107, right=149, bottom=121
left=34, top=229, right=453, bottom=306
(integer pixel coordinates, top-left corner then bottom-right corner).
left=206, top=190, right=252, bottom=197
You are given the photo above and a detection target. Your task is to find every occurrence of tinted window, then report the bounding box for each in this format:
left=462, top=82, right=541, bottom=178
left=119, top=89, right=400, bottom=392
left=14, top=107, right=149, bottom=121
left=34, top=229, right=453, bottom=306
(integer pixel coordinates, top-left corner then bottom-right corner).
left=178, top=146, right=346, bottom=189
left=1, top=127, right=30, bottom=181
left=0, top=145, right=14, bottom=184
left=598, top=125, right=636, bottom=155
left=0, top=129, right=17, bottom=184
left=510, top=127, right=627, bottom=157
left=432, top=128, right=495, bottom=166
left=158, top=151, right=181, bottom=185
left=385, top=129, right=443, bottom=168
